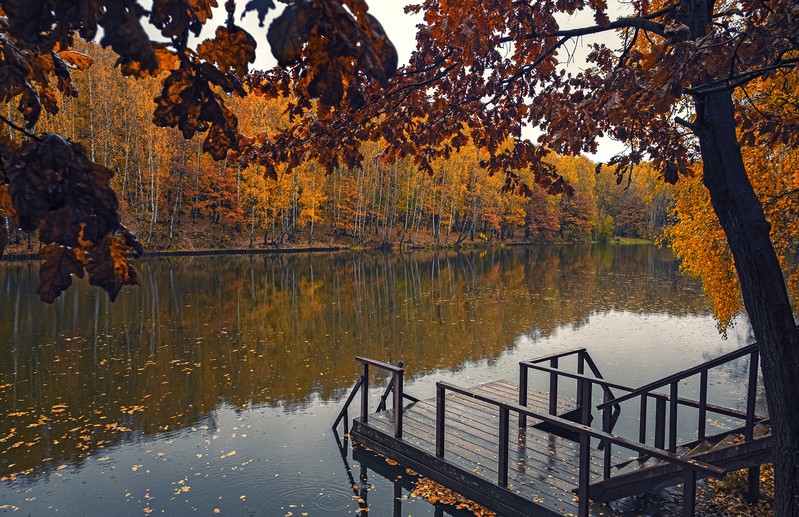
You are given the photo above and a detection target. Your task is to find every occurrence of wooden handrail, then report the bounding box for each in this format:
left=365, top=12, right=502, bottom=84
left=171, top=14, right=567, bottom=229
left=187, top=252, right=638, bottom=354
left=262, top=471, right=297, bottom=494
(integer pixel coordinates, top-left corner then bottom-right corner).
left=526, top=347, right=587, bottom=364
left=520, top=362, right=634, bottom=391
left=355, top=356, right=405, bottom=373
left=355, top=357, right=406, bottom=438
left=522, top=363, right=755, bottom=420
left=436, top=380, right=725, bottom=477
left=597, top=342, right=759, bottom=409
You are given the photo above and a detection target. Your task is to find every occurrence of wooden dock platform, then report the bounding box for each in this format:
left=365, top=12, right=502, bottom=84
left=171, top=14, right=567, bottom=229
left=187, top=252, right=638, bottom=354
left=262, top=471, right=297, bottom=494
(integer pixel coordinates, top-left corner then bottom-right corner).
left=354, top=379, right=620, bottom=516
left=337, top=346, right=770, bottom=517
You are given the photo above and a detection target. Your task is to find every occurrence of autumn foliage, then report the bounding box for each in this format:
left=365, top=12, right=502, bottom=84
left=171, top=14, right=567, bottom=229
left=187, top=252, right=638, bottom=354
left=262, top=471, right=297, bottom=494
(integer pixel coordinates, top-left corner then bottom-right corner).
left=0, top=0, right=397, bottom=302
left=2, top=0, right=799, bottom=511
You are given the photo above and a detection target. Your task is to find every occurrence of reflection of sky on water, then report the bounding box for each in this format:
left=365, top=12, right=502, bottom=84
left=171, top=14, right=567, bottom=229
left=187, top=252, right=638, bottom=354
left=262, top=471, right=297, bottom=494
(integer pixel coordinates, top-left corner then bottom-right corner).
left=0, top=245, right=759, bottom=515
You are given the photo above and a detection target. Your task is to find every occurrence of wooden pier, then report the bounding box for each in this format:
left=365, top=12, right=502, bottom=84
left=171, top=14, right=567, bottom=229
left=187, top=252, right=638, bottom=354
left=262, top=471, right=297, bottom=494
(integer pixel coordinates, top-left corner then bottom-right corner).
left=335, top=346, right=772, bottom=517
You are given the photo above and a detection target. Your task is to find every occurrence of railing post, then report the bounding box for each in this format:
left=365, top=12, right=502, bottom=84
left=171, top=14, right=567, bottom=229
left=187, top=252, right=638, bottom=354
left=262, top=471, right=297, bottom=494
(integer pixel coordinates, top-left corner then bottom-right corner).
left=639, top=395, right=648, bottom=444
left=576, top=351, right=585, bottom=407
left=698, top=370, right=708, bottom=440
left=519, top=363, right=528, bottom=428
left=669, top=382, right=678, bottom=452
left=549, top=357, right=559, bottom=415
left=577, top=378, right=592, bottom=517
left=745, top=351, right=760, bottom=503
left=602, top=391, right=612, bottom=479
left=655, top=396, right=666, bottom=450
left=393, top=368, right=404, bottom=438
left=378, top=360, right=404, bottom=412
left=682, top=469, right=697, bottom=517
left=580, top=378, right=592, bottom=426
left=436, top=384, right=445, bottom=458
left=498, top=406, right=510, bottom=487
left=361, top=362, right=369, bottom=423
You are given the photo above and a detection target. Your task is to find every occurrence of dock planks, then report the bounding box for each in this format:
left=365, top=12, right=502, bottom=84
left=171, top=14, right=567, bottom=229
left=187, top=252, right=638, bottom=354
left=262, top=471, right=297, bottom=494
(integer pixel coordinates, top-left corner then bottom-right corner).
left=352, top=379, right=624, bottom=517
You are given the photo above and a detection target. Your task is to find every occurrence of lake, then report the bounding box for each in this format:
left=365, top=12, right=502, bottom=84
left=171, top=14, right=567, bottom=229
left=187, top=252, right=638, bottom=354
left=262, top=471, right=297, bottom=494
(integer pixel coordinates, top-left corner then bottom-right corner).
left=0, top=245, right=757, bottom=516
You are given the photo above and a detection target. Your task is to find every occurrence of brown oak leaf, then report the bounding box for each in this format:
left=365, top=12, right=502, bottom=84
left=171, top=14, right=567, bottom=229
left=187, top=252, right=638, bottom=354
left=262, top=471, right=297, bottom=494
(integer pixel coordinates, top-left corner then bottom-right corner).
left=37, top=244, right=85, bottom=303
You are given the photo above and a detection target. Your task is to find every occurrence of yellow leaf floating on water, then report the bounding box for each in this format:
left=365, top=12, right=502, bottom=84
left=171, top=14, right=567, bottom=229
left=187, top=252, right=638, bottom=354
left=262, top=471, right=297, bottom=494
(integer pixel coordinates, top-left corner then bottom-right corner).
left=220, top=450, right=237, bottom=459
left=385, top=459, right=398, bottom=466
left=51, top=404, right=68, bottom=413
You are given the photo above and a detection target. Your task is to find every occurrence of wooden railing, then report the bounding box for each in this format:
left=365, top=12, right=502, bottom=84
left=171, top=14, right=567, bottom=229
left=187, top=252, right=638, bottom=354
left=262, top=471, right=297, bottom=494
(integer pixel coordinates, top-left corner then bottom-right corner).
left=518, top=348, right=620, bottom=429
left=595, top=341, right=764, bottom=500
left=332, top=357, right=418, bottom=438
left=435, top=380, right=725, bottom=517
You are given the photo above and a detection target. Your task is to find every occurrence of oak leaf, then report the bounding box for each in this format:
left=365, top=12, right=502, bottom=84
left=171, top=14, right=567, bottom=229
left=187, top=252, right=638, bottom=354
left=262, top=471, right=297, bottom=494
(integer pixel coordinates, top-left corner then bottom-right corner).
left=267, top=2, right=317, bottom=68
left=197, top=26, right=257, bottom=76
left=85, top=235, right=140, bottom=302
left=37, top=244, right=84, bottom=303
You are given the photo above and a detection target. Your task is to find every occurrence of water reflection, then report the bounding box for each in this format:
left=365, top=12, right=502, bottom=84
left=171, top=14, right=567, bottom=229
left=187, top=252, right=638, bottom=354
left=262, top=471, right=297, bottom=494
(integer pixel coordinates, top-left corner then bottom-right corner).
left=0, top=245, right=720, bottom=492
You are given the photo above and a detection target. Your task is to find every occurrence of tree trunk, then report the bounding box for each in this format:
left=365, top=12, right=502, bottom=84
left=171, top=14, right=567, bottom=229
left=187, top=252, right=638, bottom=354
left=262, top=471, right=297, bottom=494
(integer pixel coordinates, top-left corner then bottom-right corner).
left=695, top=89, right=799, bottom=517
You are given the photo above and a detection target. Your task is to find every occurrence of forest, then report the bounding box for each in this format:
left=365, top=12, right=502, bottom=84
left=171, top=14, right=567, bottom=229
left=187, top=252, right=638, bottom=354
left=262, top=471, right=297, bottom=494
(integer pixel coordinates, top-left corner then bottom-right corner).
left=1, top=42, right=674, bottom=253
left=1, top=0, right=799, bottom=514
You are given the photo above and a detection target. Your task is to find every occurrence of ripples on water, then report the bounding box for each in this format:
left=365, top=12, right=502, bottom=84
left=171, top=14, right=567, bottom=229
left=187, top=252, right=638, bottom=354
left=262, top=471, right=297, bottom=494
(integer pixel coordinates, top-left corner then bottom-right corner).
left=0, top=245, right=755, bottom=515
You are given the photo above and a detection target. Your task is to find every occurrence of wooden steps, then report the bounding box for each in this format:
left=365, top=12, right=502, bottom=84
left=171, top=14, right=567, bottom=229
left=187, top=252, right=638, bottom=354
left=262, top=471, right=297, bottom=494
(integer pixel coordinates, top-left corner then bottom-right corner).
left=587, top=420, right=773, bottom=502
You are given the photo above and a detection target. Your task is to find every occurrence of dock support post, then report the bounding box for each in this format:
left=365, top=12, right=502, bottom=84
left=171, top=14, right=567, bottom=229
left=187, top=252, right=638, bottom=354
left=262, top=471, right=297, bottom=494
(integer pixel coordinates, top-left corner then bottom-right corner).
left=393, top=481, right=402, bottom=517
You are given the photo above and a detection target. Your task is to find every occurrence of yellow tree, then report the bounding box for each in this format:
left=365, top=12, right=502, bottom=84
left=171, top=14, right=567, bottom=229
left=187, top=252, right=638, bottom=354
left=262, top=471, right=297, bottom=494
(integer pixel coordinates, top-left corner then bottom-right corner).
left=668, top=74, right=799, bottom=328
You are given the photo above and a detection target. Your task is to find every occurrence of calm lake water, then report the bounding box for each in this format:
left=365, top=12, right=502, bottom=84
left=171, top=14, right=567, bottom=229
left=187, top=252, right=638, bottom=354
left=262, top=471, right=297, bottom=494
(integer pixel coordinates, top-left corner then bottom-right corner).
left=0, top=245, right=757, bottom=516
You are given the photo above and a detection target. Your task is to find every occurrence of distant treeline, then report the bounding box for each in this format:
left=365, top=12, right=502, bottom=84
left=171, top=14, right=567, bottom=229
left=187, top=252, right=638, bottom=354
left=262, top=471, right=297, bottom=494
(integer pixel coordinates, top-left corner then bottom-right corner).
left=2, top=41, right=674, bottom=251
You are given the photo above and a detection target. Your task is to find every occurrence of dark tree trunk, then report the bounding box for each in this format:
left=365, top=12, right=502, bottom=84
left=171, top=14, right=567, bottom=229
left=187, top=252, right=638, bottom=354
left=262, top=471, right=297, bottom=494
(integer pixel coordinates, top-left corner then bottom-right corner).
left=694, top=89, right=799, bottom=516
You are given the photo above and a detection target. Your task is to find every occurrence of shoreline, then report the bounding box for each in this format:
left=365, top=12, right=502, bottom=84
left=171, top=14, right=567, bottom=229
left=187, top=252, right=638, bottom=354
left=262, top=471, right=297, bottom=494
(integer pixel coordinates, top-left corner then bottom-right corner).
left=0, top=238, right=654, bottom=262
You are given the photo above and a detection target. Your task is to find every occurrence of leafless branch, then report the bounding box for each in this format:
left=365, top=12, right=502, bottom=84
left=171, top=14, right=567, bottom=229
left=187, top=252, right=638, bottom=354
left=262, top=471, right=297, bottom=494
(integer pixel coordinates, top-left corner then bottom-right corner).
left=0, top=115, right=40, bottom=141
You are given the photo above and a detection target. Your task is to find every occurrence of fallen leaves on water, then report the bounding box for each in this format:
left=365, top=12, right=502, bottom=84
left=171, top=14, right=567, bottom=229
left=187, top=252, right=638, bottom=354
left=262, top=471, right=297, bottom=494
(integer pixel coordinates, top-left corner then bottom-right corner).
left=411, top=477, right=496, bottom=516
